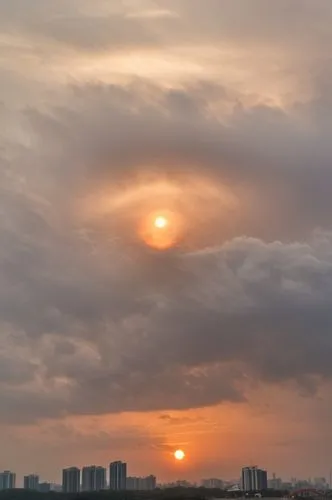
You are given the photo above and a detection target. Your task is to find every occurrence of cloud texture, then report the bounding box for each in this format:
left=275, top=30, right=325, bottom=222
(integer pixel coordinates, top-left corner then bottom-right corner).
left=1, top=0, right=332, bottom=482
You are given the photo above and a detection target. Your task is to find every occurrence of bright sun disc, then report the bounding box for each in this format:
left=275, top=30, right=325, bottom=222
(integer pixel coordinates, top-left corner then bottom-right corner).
left=138, top=210, right=183, bottom=250
left=174, top=449, right=185, bottom=461
left=154, top=216, right=168, bottom=229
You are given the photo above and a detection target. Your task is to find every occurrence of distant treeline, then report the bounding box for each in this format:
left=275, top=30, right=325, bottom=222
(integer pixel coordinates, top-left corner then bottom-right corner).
left=0, top=488, right=290, bottom=500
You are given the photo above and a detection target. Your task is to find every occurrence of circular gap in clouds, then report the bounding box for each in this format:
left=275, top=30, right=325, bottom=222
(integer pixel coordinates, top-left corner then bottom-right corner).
left=82, top=172, right=239, bottom=253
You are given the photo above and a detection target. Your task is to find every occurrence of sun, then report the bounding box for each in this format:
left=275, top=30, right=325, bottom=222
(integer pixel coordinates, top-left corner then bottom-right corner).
left=137, top=209, right=183, bottom=250
left=154, top=215, right=168, bottom=229
left=174, top=449, right=185, bottom=461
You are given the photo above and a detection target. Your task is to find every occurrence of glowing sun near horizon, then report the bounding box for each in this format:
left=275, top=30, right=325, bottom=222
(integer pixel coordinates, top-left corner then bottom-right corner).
left=174, top=449, right=185, bottom=461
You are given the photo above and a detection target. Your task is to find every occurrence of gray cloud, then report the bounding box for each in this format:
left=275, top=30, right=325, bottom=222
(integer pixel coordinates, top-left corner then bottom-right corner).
left=1, top=1, right=332, bottom=429
left=2, top=225, right=332, bottom=423
left=2, top=86, right=332, bottom=421
left=160, top=0, right=332, bottom=57
left=1, top=0, right=331, bottom=66
left=20, top=80, right=332, bottom=242
left=0, top=0, right=160, bottom=53
left=30, top=14, right=159, bottom=53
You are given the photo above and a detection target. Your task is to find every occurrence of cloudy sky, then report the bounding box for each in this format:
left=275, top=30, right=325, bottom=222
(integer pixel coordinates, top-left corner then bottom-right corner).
left=1, top=0, right=332, bottom=485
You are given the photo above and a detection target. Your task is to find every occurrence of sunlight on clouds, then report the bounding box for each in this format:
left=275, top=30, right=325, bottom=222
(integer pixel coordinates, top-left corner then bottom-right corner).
left=126, top=8, right=178, bottom=19
left=8, top=384, right=331, bottom=481
left=83, top=173, right=239, bottom=252
left=1, top=0, right=332, bottom=484
left=57, top=44, right=303, bottom=108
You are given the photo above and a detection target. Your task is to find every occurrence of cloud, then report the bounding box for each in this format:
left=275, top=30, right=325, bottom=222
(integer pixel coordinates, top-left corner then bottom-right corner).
left=2, top=0, right=331, bottom=58
left=1, top=74, right=332, bottom=425
left=0, top=0, right=161, bottom=54
left=2, top=77, right=332, bottom=422
left=0, top=1, right=332, bottom=442
left=163, top=0, right=332, bottom=52
left=32, top=15, right=158, bottom=53
left=19, top=80, right=332, bottom=244
left=127, top=8, right=178, bottom=20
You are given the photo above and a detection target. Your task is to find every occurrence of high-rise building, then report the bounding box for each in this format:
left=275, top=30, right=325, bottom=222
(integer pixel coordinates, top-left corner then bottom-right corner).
left=0, top=471, right=16, bottom=490
left=126, top=476, right=156, bottom=491
left=62, top=467, right=80, bottom=493
left=201, top=478, right=224, bottom=489
left=268, top=473, right=282, bottom=490
left=142, top=475, right=156, bottom=491
left=241, top=466, right=267, bottom=492
left=109, top=461, right=127, bottom=490
left=82, top=466, right=106, bottom=491
left=24, top=475, right=39, bottom=490
left=38, top=483, right=51, bottom=493
left=50, top=483, right=62, bottom=492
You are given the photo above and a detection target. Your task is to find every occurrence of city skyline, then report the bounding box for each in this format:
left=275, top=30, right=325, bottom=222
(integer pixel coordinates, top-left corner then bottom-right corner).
left=1, top=464, right=331, bottom=492
left=1, top=0, right=332, bottom=484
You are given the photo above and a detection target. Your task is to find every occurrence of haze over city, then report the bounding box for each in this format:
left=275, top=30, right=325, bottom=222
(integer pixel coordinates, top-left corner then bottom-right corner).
left=1, top=0, right=332, bottom=486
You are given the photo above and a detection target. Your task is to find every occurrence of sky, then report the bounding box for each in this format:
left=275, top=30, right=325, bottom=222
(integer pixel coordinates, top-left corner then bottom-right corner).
left=1, top=0, right=332, bottom=486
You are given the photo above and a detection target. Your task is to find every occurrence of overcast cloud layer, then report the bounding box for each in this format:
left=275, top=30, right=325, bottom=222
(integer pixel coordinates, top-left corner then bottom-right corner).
left=1, top=0, right=332, bottom=482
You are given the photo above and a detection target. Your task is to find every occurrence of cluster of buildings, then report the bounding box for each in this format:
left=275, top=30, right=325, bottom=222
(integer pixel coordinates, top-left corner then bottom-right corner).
left=163, top=468, right=330, bottom=493
left=0, top=463, right=156, bottom=493
left=126, top=476, right=158, bottom=491
left=161, top=468, right=268, bottom=492
left=241, top=467, right=331, bottom=492
left=201, top=478, right=224, bottom=489
left=0, top=464, right=330, bottom=494
left=268, top=475, right=330, bottom=491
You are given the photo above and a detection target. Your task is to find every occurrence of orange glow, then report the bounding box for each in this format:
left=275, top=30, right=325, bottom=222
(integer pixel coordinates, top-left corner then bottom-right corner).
left=138, top=210, right=183, bottom=250
left=82, top=174, right=239, bottom=252
left=174, top=449, right=185, bottom=461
